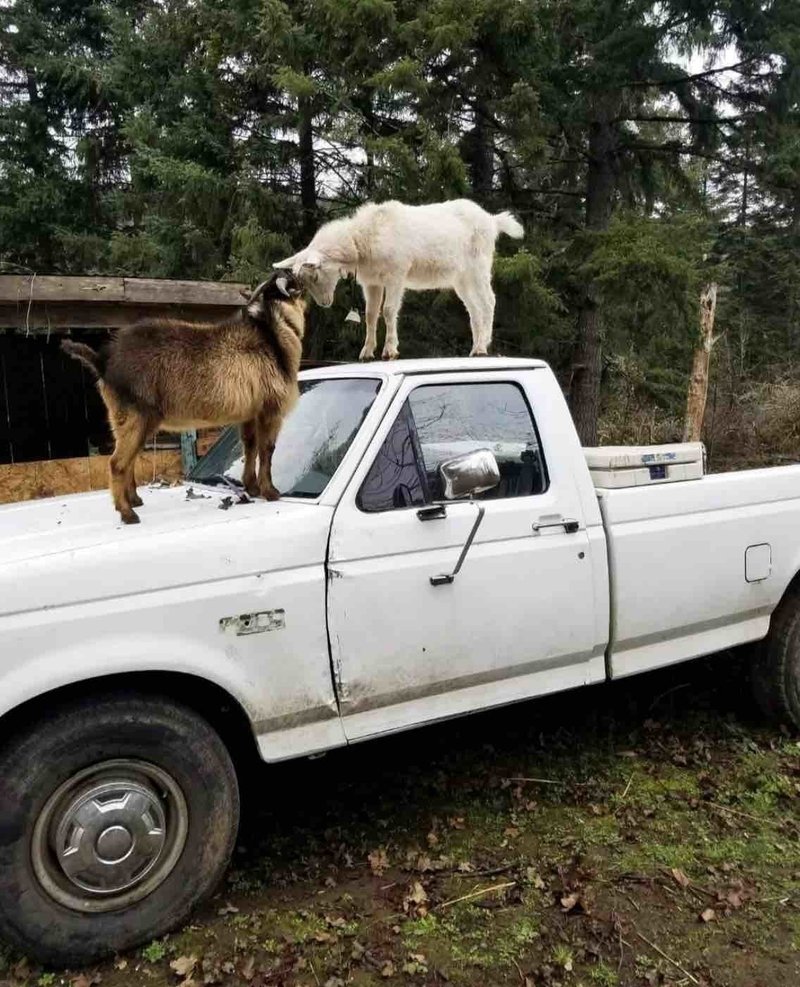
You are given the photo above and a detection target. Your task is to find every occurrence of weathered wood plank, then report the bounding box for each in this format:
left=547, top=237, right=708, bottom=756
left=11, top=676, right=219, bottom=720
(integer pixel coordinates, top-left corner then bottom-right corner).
left=0, top=302, right=246, bottom=329
left=0, top=275, right=249, bottom=318
left=121, top=277, right=248, bottom=306
left=0, top=275, right=126, bottom=303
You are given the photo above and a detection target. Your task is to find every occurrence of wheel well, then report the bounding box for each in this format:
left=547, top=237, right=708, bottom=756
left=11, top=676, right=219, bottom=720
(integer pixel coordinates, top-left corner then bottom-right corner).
left=0, top=672, right=262, bottom=773
left=778, top=569, right=800, bottom=607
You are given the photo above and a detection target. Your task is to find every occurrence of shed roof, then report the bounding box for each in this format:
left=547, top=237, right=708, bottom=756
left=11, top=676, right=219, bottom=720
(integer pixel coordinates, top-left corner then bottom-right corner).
left=0, top=275, right=249, bottom=329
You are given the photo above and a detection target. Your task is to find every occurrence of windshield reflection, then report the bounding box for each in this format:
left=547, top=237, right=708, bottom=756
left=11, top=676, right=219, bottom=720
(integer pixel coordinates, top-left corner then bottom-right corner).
left=190, top=378, right=381, bottom=499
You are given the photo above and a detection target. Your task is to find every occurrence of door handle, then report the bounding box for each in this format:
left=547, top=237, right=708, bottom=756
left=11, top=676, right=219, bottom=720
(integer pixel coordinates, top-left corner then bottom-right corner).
left=532, top=517, right=580, bottom=535
left=417, top=504, right=447, bottom=521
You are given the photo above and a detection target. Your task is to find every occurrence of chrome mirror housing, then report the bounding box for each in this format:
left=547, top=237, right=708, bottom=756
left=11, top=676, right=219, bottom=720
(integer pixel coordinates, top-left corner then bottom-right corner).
left=439, top=448, right=500, bottom=500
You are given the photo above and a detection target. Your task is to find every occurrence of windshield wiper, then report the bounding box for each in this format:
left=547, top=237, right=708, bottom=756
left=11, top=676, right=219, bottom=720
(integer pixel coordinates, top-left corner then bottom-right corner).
left=198, top=475, right=321, bottom=499
left=194, top=473, right=245, bottom=492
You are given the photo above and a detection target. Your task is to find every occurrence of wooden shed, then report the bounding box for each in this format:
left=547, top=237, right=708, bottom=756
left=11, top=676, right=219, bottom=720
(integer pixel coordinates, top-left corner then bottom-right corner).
left=0, top=275, right=248, bottom=505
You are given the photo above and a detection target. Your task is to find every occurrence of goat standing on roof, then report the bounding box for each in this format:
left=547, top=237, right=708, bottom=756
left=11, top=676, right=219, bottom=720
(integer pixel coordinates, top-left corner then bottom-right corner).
left=61, top=271, right=306, bottom=525
left=274, top=199, right=524, bottom=361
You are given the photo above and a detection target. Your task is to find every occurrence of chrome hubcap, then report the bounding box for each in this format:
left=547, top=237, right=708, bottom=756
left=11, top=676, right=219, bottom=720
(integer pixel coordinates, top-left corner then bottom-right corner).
left=32, top=760, right=188, bottom=913
left=55, top=779, right=167, bottom=894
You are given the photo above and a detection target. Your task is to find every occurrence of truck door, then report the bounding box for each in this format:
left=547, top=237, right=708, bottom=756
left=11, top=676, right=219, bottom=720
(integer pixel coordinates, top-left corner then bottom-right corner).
left=327, top=370, right=606, bottom=741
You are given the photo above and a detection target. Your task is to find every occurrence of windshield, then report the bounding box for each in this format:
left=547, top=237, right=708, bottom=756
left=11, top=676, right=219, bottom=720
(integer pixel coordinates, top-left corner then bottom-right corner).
left=190, top=377, right=381, bottom=498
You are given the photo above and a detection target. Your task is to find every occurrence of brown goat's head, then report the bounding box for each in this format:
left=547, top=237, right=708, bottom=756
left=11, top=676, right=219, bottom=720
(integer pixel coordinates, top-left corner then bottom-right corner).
left=245, top=270, right=306, bottom=323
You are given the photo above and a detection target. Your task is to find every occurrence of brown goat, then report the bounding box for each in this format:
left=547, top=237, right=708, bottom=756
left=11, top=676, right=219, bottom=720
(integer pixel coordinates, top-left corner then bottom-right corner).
left=62, top=271, right=306, bottom=524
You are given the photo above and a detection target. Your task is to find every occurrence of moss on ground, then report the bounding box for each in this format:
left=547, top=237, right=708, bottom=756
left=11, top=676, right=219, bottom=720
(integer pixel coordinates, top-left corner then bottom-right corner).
left=3, top=654, right=799, bottom=986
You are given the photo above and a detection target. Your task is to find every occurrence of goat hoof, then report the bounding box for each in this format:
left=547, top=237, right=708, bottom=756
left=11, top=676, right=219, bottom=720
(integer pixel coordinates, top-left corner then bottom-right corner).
left=359, top=348, right=375, bottom=362
left=381, top=347, right=399, bottom=360
left=129, top=493, right=143, bottom=508
left=261, top=486, right=281, bottom=502
left=245, top=482, right=260, bottom=498
left=120, top=509, right=140, bottom=524
left=469, top=347, right=488, bottom=357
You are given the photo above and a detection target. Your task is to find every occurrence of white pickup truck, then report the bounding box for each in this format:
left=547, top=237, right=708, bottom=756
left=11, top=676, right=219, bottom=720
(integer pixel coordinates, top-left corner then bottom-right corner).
left=2, top=357, right=799, bottom=965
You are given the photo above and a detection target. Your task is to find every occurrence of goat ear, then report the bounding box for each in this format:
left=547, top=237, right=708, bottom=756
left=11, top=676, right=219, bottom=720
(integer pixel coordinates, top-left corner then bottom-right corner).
left=298, top=249, right=322, bottom=271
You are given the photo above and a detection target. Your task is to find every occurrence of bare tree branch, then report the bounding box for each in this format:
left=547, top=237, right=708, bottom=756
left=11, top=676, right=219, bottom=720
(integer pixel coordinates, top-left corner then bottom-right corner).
left=621, top=59, right=764, bottom=90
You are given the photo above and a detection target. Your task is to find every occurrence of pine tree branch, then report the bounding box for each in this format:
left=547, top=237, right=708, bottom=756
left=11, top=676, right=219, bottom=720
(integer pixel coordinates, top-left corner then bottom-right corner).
left=623, top=141, right=733, bottom=164
left=621, top=59, right=763, bottom=90
left=620, top=115, right=747, bottom=124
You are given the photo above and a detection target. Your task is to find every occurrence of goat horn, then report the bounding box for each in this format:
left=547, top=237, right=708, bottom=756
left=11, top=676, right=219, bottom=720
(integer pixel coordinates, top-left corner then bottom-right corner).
left=275, top=275, right=291, bottom=297
left=246, top=280, right=270, bottom=304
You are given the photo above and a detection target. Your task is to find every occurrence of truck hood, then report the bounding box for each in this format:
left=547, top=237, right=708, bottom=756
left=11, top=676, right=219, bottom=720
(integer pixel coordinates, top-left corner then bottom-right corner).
left=0, top=483, right=331, bottom=618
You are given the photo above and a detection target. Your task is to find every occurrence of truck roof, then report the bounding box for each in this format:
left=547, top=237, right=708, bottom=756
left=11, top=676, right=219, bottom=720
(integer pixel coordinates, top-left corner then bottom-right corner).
left=299, top=356, right=548, bottom=378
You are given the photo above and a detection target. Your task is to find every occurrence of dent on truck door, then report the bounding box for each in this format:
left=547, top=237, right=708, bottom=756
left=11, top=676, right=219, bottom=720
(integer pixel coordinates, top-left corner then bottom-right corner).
left=327, top=373, right=602, bottom=741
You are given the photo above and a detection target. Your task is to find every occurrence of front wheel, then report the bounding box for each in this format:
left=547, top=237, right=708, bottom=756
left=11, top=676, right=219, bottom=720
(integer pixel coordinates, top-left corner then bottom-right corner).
left=751, top=587, right=800, bottom=729
left=0, top=694, right=240, bottom=966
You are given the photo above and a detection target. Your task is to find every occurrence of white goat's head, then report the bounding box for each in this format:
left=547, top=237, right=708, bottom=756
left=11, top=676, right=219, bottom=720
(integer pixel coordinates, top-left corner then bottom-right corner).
left=273, top=249, right=342, bottom=308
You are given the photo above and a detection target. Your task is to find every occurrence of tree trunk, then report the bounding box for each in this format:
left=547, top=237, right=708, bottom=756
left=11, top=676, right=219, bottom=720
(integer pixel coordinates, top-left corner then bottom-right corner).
left=739, top=134, right=750, bottom=228
left=468, top=94, right=494, bottom=202
left=683, top=283, right=718, bottom=442
left=791, top=196, right=800, bottom=345
left=298, top=94, right=317, bottom=240
left=569, top=111, right=617, bottom=445
left=570, top=292, right=603, bottom=444
left=355, top=89, right=376, bottom=196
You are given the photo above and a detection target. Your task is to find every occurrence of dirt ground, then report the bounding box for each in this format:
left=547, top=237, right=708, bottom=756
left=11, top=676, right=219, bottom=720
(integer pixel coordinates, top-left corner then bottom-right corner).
left=1, top=649, right=798, bottom=987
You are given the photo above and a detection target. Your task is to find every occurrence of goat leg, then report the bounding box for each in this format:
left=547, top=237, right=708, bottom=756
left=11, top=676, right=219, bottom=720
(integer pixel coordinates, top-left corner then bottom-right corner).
left=456, top=278, right=493, bottom=357
left=256, top=411, right=282, bottom=501
left=108, top=407, right=150, bottom=524
left=478, top=282, right=496, bottom=355
left=359, top=284, right=383, bottom=361
left=127, top=473, right=143, bottom=508
left=127, top=446, right=145, bottom=509
left=241, top=419, right=260, bottom=498
left=380, top=282, right=404, bottom=360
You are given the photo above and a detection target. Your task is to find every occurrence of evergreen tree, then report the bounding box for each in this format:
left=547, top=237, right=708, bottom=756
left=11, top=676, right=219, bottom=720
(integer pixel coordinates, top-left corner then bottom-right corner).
left=0, top=0, right=797, bottom=443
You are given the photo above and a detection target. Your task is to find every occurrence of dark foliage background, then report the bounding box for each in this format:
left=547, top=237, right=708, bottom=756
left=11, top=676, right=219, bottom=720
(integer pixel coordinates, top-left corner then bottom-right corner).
left=1, top=0, right=798, bottom=449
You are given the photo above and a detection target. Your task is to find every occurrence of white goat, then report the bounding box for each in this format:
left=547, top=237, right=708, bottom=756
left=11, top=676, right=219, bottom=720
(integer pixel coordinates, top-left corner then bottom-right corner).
left=274, top=199, right=524, bottom=360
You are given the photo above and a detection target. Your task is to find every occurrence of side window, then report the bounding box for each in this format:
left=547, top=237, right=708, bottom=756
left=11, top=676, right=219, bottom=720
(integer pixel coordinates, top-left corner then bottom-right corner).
left=358, top=381, right=547, bottom=512
left=357, top=404, right=428, bottom=512
left=409, top=382, right=547, bottom=500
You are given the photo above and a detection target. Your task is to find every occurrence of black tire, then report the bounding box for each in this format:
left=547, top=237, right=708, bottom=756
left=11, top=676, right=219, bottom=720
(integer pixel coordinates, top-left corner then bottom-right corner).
left=751, top=586, right=800, bottom=729
left=0, top=693, right=240, bottom=966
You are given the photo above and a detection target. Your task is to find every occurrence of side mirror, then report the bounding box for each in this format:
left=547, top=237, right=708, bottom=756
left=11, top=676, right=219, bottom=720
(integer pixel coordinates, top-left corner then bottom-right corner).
left=439, top=448, right=500, bottom=500
left=425, top=449, right=500, bottom=587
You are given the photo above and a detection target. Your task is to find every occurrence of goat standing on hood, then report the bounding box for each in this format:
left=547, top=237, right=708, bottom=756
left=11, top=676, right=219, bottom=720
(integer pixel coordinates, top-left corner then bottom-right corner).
left=61, top=272, right=306, bottom=524
left=274, top=199, right=523, bottom=361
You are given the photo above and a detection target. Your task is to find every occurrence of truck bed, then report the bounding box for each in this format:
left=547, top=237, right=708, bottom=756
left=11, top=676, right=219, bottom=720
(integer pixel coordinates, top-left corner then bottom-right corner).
left=600, top=464, right=800, bottom=677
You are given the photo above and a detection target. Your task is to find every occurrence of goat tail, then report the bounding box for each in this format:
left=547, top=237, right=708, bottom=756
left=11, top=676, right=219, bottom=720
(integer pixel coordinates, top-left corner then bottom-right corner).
left=61, top=339, right=105, bottom=378
left=493, top=211, right=524, bottom=239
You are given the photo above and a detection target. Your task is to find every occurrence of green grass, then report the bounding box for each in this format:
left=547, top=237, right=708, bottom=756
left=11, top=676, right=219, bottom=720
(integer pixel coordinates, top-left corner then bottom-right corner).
left=588, top=961, right=620, bottom=985
left=3, top=657, right=799, bottom=987
left=140, top=939, right=168, bottom=963
left=403, top=908, right=539, bottom=975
